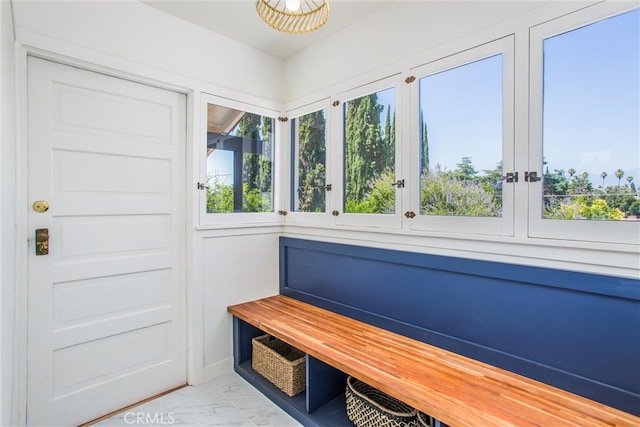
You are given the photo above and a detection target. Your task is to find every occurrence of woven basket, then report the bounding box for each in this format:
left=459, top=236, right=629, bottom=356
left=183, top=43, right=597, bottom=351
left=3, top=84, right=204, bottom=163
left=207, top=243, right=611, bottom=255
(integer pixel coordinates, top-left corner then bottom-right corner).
left=417, top=411, right=434, bottom=427
left=251, top=334, right=306, bottom=396
left=346, top=376, right=419, bottom=427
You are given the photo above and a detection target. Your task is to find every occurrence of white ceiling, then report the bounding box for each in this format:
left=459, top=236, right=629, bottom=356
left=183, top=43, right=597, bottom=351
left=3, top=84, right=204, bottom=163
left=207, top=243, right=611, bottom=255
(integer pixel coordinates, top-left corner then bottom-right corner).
left=142, top=0, right=397, bottom=59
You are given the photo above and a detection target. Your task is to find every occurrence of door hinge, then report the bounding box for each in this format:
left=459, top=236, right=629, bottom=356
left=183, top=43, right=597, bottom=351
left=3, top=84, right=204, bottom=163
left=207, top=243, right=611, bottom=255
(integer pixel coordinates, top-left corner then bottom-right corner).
left=325, top=183, right=332, bottom=191
left=278, top=116, right=289, bottom=122
left=524, top=171, right=542, bottom=182
left=502, top=172, right=518, bottom=183
left=332, top=210, right=340, bottom=216
left=196, top=182, right=209, bottom=190
left=405, top=76, right=416, bottom=84
left=278, top=210, right=288, bottom=216
left=392, top=179, right=405, bottom=188
left=404, top=211, right=416, bottom=219
left=332, top=100, right=340, bottom=107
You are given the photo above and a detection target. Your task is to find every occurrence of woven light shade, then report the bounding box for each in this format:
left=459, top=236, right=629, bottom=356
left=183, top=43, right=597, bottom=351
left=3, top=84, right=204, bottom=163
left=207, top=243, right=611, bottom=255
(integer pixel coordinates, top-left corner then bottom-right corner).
left=256, top=0, right=330, bottom=34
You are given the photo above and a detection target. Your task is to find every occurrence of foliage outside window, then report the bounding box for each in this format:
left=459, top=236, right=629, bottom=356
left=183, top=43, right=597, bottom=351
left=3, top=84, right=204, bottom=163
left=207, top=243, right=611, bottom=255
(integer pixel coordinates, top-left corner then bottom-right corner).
left=419, top=54, right=504, bottom=218
left=541, top=9, right=639, bottom=221
left=205, top=103, right=274, bottom=213
left=343, top=88, right=396, bottom=214
left=292, top=109, right=327, bottom=212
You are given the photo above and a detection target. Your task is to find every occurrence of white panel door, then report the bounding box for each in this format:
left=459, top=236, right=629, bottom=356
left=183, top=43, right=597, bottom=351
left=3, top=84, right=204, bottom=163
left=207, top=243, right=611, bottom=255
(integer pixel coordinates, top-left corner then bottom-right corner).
left=26, top=57, right=187, bottom=426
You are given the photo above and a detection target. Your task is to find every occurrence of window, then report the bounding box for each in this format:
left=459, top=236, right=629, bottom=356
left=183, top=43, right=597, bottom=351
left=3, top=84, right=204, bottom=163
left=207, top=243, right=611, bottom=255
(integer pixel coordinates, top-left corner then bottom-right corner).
left=530, top=6, right=640, bottom=244
left=419, top=54, right=504, bottom=218
left=409, top=37, right=514, bottom=235
left=291, top=108, right=327, bottom=213
left=541, top=9, right=639, bottom=222
left=343, top=87, right=396, bottom=215
left=200, top=94, right=279, bottom=225
left=334, top=76, right=403, bottom=229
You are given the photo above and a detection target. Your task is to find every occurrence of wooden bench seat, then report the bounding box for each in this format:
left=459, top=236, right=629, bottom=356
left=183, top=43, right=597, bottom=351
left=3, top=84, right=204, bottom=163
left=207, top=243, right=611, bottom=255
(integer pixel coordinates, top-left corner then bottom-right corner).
left=228, top=295, right=639, bottom=427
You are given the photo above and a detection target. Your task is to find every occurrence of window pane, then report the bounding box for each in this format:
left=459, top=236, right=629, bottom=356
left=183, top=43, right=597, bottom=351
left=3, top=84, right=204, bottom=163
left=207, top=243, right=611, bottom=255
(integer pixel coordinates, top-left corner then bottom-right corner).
left=419, top=54, right=503, bottom=218
left=291, top=109, right=327, bottom=212
left=206, top=103, right=274, bottom=213
left=542, top=10, right=639, bottom=221
left=343, top=88, right=396, bottom=214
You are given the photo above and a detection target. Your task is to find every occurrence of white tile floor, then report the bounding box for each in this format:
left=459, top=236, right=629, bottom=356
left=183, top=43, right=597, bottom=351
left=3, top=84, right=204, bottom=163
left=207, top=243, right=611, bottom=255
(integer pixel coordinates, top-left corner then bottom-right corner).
left=96, top=372, right=302, bottom=427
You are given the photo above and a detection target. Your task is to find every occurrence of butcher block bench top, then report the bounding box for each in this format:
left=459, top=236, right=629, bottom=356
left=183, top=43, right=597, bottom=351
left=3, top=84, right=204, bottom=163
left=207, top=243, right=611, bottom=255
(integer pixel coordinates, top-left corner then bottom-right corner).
left=227, top=295, right=639, bottom=427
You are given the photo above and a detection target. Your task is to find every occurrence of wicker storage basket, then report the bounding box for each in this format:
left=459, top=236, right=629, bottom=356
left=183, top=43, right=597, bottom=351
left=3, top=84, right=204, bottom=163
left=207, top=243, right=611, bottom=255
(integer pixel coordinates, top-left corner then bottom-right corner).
left=346, top=376, right=419, bottom=427
left=417, top=411, right=434, bottom=427
left=251, top=334, right=306, bottom=397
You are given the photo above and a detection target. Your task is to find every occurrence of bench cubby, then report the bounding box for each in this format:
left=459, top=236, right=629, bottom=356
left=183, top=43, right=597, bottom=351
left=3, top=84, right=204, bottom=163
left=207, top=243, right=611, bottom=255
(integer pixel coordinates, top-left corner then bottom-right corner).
left=232, top=317, right=349, bottom=426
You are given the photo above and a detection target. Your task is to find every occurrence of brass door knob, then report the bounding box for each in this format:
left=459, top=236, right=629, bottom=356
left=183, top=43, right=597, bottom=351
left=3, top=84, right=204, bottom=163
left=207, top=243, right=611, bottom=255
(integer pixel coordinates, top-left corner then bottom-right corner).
left=33, top=200, right=50, bottom=213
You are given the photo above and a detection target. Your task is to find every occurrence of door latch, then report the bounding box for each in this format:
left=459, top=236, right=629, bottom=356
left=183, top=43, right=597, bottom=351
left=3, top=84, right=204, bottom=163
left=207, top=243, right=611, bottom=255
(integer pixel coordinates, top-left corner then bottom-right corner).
left=501, top=172, right=518, bottom=183
left=524, top=171, right=542, bottom=182
left=35, top=228, right=49, bottom=256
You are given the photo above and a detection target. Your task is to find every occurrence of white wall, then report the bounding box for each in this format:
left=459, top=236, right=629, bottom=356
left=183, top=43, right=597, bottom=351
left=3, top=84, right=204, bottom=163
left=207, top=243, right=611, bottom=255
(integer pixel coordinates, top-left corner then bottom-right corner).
left=198, top=232, right=280, bottom=378
left=12, top=0, right=283, bottom=102
left=1, top=0, right=16, bottom=424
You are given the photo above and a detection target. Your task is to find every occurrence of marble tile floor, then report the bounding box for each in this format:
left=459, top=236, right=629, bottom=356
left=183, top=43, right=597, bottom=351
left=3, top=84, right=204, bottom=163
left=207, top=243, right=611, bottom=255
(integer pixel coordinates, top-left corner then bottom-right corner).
left=96, top=372, right=302, bottom=427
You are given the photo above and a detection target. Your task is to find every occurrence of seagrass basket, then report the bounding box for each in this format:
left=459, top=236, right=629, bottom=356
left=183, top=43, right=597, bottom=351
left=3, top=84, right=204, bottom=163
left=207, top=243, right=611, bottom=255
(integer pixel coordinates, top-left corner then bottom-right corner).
left=251, top=334, right=306, bottom=396
left=346, top=376, right=419, bottom=427
left=417, top=411, right=434, bottom=427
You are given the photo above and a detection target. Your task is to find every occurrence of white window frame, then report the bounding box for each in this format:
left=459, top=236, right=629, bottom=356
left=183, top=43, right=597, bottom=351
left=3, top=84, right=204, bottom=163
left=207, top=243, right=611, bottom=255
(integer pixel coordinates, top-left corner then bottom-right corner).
left=528, top=3, right=640, bottom=245
left=408, top=36, right=515, bottom=236
left=333, top=74, right=404, bottom=229
left=283, top=98, right=333, bottom=226
left=199, top=92, right=281, bottom=226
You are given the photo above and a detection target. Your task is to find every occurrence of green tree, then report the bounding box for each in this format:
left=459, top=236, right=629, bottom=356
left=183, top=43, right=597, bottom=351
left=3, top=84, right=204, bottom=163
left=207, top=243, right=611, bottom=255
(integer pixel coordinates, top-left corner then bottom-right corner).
left=627, top=176, right=636, bottom=194
left=568, top=172, right=593, bottom=195
left=480, top=162, right=503, bottom=209
left=297, top=111, right=326, bottom=212
left=615, top=168, right=625, bottom=186
left=257, top=116, right=273, bottom=195
left=420, top=111, right=429, bottom=171
left=344, top=93, right=384, bottom=206
left=206, top=174, right=233, bottom=213
left=600, top=171, right=607, bottom=189
left=604, top=185, right=640, bottom=217
left=238, top=113, right=262, bottom=191
left=453, top=157, right=477, bottom=181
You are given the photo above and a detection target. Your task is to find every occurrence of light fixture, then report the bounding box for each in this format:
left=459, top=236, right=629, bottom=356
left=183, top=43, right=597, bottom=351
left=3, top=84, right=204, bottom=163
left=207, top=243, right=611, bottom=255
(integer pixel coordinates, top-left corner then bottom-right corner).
left=256, top=0, right=330, bottom=34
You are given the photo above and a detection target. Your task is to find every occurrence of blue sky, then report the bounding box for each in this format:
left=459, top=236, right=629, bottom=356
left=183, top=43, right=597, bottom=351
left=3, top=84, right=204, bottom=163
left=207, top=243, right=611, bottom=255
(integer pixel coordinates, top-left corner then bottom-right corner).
left=419, top=54, right=502, bottom=173
left=543, top=8, right=639, bottom=184
left=419, top=8, right=639, bottom=183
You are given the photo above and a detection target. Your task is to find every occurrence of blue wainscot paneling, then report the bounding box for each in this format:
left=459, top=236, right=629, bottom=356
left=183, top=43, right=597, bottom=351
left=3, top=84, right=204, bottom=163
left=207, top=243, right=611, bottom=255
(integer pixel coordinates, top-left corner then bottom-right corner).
left=279, top=237, right=640, bottom=416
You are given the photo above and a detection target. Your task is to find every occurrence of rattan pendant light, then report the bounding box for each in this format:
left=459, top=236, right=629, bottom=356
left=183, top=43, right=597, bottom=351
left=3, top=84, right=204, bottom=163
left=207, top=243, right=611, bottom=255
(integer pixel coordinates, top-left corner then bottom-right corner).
left=256, top=0, right=330, bottom=34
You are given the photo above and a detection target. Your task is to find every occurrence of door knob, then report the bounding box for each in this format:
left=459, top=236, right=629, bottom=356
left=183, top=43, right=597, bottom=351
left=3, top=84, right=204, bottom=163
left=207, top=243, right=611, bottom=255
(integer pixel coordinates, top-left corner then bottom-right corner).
left=33, top=200, right=50, bottom=213
left=35, top=228, right=49, bottom=256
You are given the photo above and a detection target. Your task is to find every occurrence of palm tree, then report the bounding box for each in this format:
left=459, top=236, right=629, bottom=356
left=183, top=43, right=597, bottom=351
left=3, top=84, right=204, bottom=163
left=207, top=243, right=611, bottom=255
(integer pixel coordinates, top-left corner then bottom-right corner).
left=568, top=168, right=576, bottom=179
left=600, top=171, right=608, bottom=189
left=615, top=169, right=625, bottom=186
left=627, top=176, right=636, bottom=194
